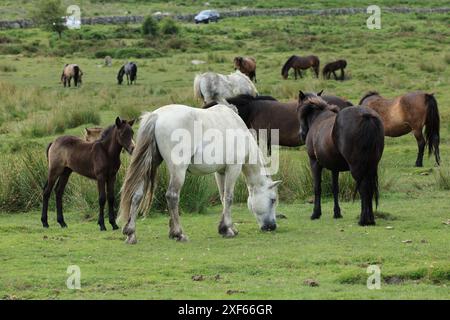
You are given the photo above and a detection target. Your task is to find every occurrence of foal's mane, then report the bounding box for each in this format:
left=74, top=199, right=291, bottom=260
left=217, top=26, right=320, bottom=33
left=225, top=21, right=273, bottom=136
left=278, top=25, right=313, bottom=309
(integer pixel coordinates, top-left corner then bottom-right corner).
left=300, top=96, right=340, bottom=121
left=99, top=124, right=115, bottom=141
left=359, top=91, right=379, bottom=105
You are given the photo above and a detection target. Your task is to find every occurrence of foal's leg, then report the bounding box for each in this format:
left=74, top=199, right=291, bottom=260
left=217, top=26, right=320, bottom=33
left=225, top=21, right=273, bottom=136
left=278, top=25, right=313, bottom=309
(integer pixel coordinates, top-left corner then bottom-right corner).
left=97, top=179, right=107, bottom=231
left=340, top=68, right=345, bottom=80
left=310, top=159, right=323, bottom=220
left=106, top=175, right=119, bottom=230
left=55, top=168, right=72, bottom=228
left=332, top=170, right=342, bottom=219
left=68, top=77, right=71, bottom=87
left=217, top=167, right=240, bottom=237
left=332, top=71, right=338, bottom=80
left=41, top=171, right=59, bottom=228
left=413, top=130, right=426, bottom=167
left=167, top=168, right=188, bottom=241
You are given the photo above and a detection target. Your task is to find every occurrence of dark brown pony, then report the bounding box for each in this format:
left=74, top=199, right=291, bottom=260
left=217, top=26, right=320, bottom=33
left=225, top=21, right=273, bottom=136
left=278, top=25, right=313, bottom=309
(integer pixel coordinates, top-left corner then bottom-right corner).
left=203, top=91, right=353, bottom=148
left=323, top=59, right=347, bottom=80
left=234, top=56, right=257, bottom=82
left=281, top=55, right=320, bottom=79
left=298, top=92, right=384, bottom=226
left=359, top=91, right=440, bottom=167
left=41, top=118, right=135, bottom=231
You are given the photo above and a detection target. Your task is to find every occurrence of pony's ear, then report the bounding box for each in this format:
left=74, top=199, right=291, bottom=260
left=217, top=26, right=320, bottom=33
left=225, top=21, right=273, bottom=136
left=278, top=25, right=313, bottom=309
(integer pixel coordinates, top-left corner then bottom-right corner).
left=115, top=117, right=122, bottom=127
left=128, top=119, right=135, bottom=127
left=299, top=90, right=307, bottom=102
left=317, top=90, right=324, bottom=96
left=269, top=180, right=282, bottom=189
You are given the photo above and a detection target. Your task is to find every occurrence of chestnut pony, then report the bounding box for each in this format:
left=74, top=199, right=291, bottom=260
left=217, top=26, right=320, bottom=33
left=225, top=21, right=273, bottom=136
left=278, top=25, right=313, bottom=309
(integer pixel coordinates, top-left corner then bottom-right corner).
left=234, top=56, right=257, bottom=82
left=359, top=91, right=440, bottom=167
left=298, top=92, right=384, bottom=226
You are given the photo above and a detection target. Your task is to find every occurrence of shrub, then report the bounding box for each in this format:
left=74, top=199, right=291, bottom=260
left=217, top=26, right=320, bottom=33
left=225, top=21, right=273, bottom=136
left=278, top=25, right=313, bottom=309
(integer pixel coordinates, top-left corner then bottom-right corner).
left=160, top=18, right=179, bottom=35
left=142, top=16, right=159, bottom=37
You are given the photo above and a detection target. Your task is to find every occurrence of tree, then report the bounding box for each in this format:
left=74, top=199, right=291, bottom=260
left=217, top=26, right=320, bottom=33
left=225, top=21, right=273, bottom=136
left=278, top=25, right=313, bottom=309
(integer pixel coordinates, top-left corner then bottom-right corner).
left=142, top=16, right=159, bottom=37
left=31, top=0, right=67, bottom=39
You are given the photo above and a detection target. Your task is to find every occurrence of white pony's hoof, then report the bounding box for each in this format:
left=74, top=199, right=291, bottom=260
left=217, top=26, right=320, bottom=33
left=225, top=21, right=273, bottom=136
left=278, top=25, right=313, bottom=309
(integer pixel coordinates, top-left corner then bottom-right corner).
left=125, top=233, right=137, bottom=244
left=176, top=234, right=189, bottom=242
left=223, top=228, right=238, bottom=238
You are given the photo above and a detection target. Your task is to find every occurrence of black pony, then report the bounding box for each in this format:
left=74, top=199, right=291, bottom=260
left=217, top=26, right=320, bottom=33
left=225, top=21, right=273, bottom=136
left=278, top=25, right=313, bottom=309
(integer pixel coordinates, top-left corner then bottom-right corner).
left=322, top=59, right=347, bottom=80
left=118, top=62, right=138, bottom=85
left=298, top=91, right=384, bottom=226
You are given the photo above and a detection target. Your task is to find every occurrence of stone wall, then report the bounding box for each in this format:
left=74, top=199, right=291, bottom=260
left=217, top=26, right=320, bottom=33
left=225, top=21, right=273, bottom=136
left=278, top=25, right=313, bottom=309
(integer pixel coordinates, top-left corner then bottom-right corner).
left=1, top=7, right=449, bottom=29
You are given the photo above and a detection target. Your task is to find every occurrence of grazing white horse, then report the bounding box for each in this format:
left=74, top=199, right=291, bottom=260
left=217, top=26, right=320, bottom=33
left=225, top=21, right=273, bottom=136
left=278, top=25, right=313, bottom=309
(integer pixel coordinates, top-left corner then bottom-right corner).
left=193, top=70, right=258, bottom=106
left=119, top=104, right=280, bottom=244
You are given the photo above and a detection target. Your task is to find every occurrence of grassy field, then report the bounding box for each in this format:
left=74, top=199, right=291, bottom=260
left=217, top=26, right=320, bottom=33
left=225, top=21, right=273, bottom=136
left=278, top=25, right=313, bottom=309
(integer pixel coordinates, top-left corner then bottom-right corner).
left=0, top=5, right=449, bottom=299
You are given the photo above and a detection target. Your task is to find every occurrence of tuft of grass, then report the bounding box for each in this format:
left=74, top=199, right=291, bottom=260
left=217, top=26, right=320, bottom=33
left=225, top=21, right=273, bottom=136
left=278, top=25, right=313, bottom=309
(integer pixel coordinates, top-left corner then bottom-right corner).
left=434, top=166, right=450, bottom=190
left=0, top=65, right=17, bottom=72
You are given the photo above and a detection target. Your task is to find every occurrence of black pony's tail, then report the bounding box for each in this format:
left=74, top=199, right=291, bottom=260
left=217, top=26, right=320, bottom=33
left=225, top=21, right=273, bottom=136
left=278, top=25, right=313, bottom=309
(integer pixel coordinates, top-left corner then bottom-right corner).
left=353, top=113, right=384, bottom=208
left=281, top=55, right=296, bottom=77
left=424, top=93, right=440, bottom=165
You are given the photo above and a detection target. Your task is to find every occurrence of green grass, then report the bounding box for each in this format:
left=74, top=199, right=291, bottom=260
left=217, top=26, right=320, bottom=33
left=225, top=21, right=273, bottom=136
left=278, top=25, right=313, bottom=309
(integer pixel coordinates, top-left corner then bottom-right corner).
left=0, top=7, right=449, bottom=299
left=0, top=194, right=449, bottom=299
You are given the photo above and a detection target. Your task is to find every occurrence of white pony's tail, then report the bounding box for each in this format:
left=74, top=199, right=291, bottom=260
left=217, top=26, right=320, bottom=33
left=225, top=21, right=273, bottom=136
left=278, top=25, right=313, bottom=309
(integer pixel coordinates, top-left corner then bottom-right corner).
left=119, top=112, right=160, bottom=222
left=193, top=74, right=203, bottom=101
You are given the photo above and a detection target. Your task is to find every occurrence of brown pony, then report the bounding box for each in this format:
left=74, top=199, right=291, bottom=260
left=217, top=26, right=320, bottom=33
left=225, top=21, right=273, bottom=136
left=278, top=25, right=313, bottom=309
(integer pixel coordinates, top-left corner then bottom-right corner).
left=323, top=59, right=347, bottom=80
left=41, top=118, right=135, bottom=231
left=281, top=55, right=320, bottom=79
left=203, top=91, right=353, bottom=148
left=298, top=92, right=384, bottom=226
left=61, top=64, right=83, bottom=87
left=359, top=91, right=440, bottom=167
left=234, top=56, right=257, bottom=82
left=83, top=127, right=103, bottom=142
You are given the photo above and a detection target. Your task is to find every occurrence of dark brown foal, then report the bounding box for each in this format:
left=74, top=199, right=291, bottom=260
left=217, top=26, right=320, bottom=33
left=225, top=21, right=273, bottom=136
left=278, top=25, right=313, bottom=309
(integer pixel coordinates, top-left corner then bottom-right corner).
left=41, top=117, right=135, bottom=231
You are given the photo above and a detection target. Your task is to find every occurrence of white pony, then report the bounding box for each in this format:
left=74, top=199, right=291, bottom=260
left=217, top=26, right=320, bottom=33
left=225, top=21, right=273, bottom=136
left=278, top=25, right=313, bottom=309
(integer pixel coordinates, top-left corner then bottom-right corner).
left=119, top=104, right=281, bottom=244
left=193, top=70, right=258, bottom=106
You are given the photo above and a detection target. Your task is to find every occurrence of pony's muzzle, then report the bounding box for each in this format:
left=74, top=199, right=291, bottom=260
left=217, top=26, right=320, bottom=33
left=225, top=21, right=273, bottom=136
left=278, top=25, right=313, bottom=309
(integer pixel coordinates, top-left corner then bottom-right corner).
left=261, top=222, right=277, bottom=232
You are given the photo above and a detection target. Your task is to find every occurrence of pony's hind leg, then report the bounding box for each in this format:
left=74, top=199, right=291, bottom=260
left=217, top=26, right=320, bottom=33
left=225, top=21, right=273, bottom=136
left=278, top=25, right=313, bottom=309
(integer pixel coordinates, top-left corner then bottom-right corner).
left=358, top=178, right=376, bottom=226
left=413, top=130, right=426, bottom=167
left=310, top=159, right=323, bottom=220
left=122, top=183, right=144, bottom=244
left=106, top=175, right=119, bottom=230
left=54, top=168, right=72, bottom=228
left=217, top=167, right=241, bottom=237
left=41, top=175, right=58, bottom=228
left=166, top=167, right=188, bottom=241
left=332, top=170, right=342, bottom=218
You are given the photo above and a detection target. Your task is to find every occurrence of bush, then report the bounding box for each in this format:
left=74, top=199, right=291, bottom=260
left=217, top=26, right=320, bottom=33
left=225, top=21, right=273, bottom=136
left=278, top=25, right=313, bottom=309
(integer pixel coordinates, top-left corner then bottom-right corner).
left=160, top=18, right=179, bottom=35
left=142, top=16, right=159, bottom=37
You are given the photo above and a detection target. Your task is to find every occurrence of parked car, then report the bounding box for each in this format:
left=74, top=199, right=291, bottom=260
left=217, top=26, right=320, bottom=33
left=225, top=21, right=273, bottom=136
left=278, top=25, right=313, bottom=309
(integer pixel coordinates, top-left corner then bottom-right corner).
left=194, top=10, right=220, bottom=24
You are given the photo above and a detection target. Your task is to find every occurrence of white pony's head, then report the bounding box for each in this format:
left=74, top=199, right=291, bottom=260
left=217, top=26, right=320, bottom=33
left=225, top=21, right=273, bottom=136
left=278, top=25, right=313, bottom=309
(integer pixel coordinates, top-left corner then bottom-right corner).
left=247, top=179, right=281, bottom=231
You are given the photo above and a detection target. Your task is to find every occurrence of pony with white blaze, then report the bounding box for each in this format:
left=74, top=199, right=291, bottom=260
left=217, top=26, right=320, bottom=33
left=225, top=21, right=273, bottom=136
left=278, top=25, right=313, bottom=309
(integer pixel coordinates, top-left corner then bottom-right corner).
left=119, top=104, right=281, bottom=244
left=193, top=70, right=258, bottom=106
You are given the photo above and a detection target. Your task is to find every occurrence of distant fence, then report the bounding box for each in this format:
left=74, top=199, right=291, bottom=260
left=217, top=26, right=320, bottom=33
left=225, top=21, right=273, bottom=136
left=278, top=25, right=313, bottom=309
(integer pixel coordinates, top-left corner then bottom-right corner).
left=1, top=7, right=449, bottom=29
